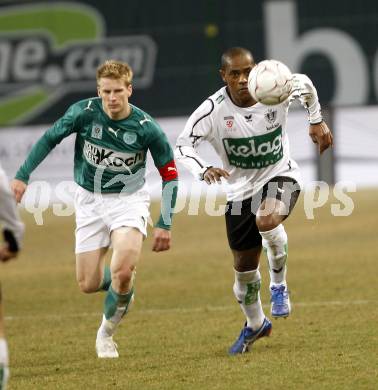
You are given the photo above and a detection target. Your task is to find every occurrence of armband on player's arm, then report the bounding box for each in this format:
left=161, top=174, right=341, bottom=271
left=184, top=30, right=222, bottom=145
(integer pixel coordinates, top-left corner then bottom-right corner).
left=291, top=74, right=323, bottom=124
left=155, top=160, right=179, bottom=230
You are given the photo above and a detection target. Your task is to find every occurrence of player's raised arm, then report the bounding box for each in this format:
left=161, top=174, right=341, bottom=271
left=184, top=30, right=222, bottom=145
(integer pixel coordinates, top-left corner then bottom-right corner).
left=290, top=73, right=333, bottom=154
left=12, top=103, right=80, bottom=202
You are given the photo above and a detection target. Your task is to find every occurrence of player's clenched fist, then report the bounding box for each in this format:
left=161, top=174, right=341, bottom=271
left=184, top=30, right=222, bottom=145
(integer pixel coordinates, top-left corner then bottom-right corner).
left=152, top=227, right=171, bottom=252
left=309, top=121, right=333, bottom=154
left=10, top=179, right=27, bottom=203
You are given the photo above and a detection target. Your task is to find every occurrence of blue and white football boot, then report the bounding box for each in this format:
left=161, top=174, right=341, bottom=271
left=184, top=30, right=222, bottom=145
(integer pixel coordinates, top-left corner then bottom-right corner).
left=229, top=318, right=272, bottom=355
left=270, top=284, right=291, bottom=318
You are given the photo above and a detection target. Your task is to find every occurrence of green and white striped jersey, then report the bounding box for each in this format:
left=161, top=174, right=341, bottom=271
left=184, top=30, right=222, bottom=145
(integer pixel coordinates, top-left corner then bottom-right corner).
left=16, top=97, right=175, bottom=194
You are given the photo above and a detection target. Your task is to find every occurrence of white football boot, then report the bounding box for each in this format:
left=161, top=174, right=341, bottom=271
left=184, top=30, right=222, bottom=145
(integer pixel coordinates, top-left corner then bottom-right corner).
left=95, top=335, right=119, bottom=358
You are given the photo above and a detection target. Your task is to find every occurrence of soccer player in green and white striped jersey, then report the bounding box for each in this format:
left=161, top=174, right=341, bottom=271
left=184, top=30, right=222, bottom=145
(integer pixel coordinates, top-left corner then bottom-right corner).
left=11, top=60, right=178, bottom=358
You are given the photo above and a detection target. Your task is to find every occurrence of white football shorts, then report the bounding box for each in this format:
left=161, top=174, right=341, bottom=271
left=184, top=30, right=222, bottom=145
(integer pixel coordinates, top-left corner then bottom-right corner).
left=74, top=184, right=150, bottom=253
left=0, top=164, right=25, bottom=247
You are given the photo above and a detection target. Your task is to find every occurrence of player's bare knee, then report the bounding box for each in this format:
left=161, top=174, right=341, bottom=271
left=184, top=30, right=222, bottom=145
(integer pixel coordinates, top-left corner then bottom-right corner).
left=77, top=278, right=99, bottom=294
left=112, top=264, right=135, bottom=287
left=256, top=214, right=280, bottom=232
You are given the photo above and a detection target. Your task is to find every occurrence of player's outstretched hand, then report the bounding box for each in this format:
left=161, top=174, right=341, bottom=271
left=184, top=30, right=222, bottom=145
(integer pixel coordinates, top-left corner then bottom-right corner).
left=11, top=179, right=27, bottom=203
left=203, top=167, right=230, bottom=184
left=309, top=121, right=333, bottom=154
left=152, top=227, right=171, bottom=252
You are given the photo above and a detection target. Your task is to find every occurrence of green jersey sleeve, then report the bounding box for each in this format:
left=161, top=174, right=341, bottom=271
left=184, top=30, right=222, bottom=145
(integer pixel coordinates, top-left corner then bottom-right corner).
left=15, top=103, right=80, bottom=183
left=147, top=121, right=178, bottom=230
left=148, top=123, right=174, bottom=168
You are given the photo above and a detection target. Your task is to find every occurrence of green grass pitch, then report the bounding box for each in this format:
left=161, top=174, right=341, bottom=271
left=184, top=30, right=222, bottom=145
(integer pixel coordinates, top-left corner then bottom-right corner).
left=1, top=189, right=377, bottom=389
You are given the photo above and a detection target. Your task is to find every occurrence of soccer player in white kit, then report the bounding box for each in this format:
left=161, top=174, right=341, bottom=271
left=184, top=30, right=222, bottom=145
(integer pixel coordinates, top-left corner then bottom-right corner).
left=175, top=47, right=333, bottom=354
left=0, top=163, right=24, bottom=389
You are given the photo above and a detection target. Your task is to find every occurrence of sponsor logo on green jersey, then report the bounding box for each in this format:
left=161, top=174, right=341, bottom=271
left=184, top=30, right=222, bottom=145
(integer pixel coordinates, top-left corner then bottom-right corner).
left=223, top=126, right=283, bottom=169
left=83, top=141, right=145, bottom=172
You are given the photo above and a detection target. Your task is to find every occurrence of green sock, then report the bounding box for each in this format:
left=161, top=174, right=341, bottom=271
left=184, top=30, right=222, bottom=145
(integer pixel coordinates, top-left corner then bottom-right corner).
left=104, top=285, right=134, bottom=320
left=98, top=265, right=111, bottom=292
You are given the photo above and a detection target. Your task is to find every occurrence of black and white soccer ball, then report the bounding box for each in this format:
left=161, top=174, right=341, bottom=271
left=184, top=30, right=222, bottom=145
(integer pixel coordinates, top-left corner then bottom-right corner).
left=248, top=59, right=293, bottom=105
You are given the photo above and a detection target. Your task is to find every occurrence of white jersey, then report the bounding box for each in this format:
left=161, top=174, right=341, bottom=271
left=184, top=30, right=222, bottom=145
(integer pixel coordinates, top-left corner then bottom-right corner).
left=175, top=73, right=322, bottom=201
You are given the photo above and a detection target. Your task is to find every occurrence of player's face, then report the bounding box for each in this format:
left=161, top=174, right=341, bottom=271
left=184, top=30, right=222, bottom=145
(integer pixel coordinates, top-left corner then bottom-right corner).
left=220, top=54, right=255, bottom=107
left=97, top=77, right=132, bottom=120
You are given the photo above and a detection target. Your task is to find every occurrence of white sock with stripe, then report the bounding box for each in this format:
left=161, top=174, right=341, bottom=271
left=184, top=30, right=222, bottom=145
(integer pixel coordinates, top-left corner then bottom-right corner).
left=260, top=224, right=288, bottom=287
left=233, top=269, right=265, bottom=331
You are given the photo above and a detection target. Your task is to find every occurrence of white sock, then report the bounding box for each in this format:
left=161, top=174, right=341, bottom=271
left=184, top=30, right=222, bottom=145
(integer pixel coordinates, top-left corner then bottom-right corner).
left=97, top=310, right=124, bottom=338
left=0, top=338, right=8, bottom=366
left=260, top=224, right=288, bottom=286
left=0, top=338, right=9, bottom=389
left=233, top=269, right=265, bottom=331
left=97, top=295, right=134, bottom=338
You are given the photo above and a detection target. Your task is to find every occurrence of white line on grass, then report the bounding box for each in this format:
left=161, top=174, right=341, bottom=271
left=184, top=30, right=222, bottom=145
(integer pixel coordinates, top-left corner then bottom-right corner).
left=4, top=299, right=376, bottom=321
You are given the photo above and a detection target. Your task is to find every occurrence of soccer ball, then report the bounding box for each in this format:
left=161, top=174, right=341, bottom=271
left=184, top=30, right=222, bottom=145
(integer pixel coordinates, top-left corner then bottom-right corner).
left=248, top=59, right=293, bottom=105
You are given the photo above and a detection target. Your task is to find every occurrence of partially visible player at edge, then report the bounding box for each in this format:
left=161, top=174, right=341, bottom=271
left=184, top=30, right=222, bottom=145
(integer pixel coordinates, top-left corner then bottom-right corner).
left=11, top=60, right=178, bottom=358
left=1, top=162, right=24, bottom=389
left=175, top=47, right=333, bottom=354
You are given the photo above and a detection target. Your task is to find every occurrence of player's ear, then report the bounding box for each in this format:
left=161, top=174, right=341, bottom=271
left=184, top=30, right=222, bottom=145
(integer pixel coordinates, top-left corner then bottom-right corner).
left=127, top=84, right=133, bottom=97
left=97, top=87, right=101, bottom=97
left=219, top=68, right=226, bottom=83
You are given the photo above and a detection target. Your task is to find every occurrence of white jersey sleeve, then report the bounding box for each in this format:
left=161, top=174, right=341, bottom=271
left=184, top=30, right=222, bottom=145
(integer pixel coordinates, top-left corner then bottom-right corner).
left=175, top=98, right=215, bottom=180
left=290, top=73, right=323, bottom=124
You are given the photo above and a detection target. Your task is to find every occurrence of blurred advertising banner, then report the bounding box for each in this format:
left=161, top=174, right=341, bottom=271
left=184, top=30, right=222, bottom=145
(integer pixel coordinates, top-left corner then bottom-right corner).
left=0, top=0, right=377, bottom=125
left=1, top=108, right=377, bottom=201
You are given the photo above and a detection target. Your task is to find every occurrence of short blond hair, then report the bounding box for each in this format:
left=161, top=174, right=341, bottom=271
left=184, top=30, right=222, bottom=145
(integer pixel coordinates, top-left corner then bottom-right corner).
left=96, top=60, right=133, bottom=86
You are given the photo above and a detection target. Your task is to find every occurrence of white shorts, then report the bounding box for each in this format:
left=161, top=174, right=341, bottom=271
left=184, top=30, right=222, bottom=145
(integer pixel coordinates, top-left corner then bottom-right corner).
left=74, top=185, right=150, bottom=253
left=0, top=165, right=24, bottom=247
